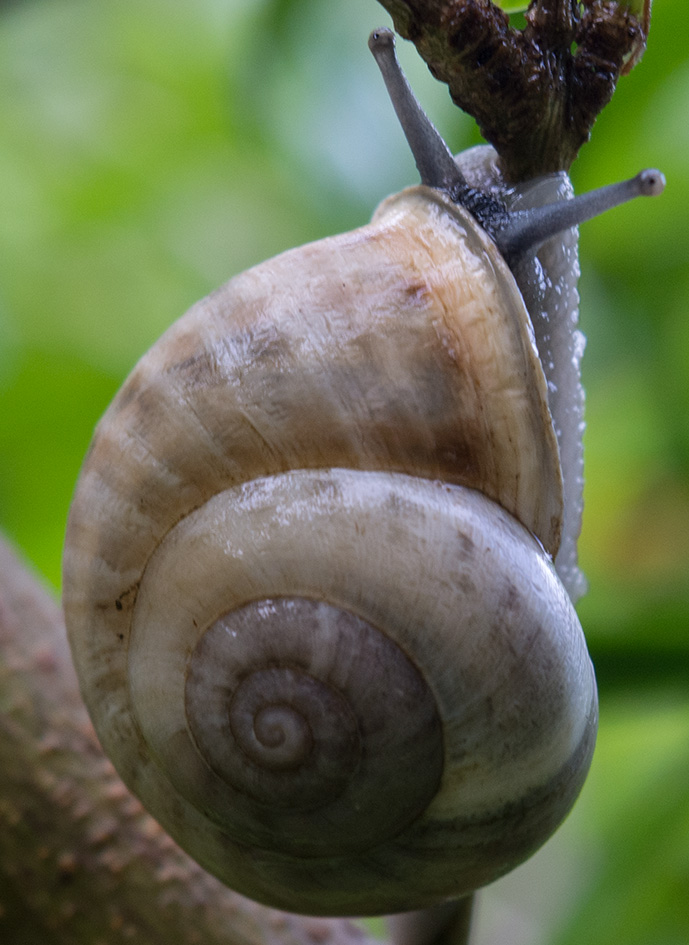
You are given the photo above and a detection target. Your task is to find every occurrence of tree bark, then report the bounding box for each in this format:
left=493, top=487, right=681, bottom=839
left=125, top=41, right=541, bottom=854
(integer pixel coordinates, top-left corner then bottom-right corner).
left=0, top=537, right=378, bottom=945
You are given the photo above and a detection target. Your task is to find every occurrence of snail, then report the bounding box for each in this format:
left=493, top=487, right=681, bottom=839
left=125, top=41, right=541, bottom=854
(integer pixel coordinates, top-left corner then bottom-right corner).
left=62, top=28, right=664, bottom=918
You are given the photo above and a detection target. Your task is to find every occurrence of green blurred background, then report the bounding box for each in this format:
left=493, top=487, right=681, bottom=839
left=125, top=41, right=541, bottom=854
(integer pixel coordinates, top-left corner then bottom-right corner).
left=0, top=0, right=687, bottom=942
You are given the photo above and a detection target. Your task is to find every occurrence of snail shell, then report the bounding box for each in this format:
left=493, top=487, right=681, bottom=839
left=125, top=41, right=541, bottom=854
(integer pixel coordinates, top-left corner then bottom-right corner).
left=63, top=169, right=598, bottom=916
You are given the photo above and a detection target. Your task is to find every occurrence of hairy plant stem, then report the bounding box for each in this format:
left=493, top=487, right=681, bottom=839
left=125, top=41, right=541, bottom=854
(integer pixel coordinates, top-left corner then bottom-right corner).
left=375, top=0, right=652, bottom=180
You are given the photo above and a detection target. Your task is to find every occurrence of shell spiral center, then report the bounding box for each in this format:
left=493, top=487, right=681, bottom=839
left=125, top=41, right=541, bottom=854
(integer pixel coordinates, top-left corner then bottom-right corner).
left=182, top=596, right=444, bottom=856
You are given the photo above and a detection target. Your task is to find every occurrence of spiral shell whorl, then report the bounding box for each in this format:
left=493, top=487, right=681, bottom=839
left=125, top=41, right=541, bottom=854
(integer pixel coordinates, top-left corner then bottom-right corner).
left=183, top=596, right=444, bottom=856
left=66, top=464, right=596, bottom=913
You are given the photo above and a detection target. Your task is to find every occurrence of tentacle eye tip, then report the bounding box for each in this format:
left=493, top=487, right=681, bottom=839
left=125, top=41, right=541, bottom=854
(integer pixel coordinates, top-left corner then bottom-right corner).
left=369, top=27, right=395, bottom=53
left=637, top=168, right=665, bottom=197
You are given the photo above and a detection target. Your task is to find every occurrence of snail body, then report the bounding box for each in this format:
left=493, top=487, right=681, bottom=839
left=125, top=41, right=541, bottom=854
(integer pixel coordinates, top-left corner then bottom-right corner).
left=63, top=29, right=663, bottom=918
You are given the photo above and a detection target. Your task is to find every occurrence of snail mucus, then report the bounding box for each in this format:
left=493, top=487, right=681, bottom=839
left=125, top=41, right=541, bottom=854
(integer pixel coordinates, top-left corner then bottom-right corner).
left=63, top=27, right=664, bottom=918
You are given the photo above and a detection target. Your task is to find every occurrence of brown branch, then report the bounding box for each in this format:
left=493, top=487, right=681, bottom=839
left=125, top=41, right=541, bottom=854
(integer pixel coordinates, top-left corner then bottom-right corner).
left=0, top=536, right=376, bottom=945
left=375, top=0, right=652, bottom=179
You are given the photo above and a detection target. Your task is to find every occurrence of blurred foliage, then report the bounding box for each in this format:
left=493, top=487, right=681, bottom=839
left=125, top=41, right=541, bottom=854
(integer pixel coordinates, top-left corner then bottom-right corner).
left=0, top=0, right=687, bottom=942
left=495, top=1, right=528, bottom=12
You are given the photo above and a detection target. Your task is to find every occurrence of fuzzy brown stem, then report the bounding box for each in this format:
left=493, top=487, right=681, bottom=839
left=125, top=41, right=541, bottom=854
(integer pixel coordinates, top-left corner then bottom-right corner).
left=0, top=537, right=376, bottom=945
left=375, top=0, right=651, bottom=180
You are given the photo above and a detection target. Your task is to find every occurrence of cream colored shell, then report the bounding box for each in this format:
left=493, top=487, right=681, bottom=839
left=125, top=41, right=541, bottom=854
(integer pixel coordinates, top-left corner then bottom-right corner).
left=63, top=186, right=596, bottom=916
